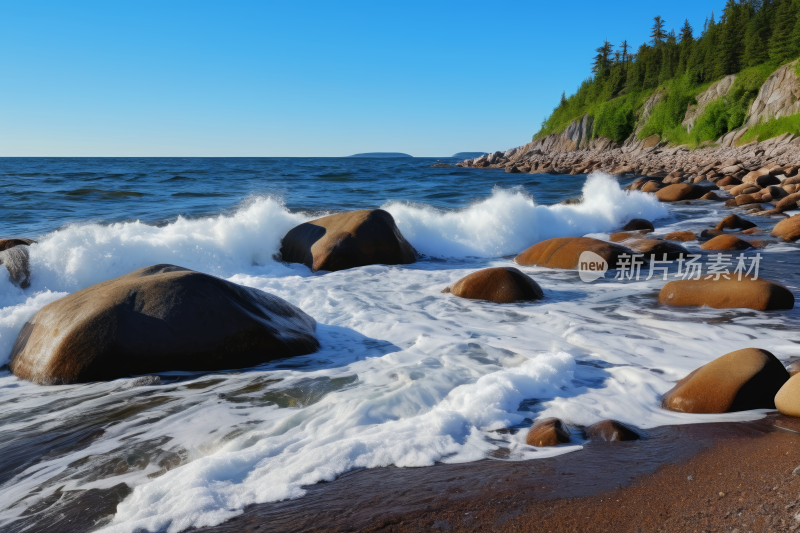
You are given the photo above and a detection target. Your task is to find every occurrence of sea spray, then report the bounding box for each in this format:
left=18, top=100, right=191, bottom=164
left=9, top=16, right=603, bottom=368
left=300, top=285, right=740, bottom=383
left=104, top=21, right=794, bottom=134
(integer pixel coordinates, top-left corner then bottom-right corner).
left=384, top=173, right=668, bottom=257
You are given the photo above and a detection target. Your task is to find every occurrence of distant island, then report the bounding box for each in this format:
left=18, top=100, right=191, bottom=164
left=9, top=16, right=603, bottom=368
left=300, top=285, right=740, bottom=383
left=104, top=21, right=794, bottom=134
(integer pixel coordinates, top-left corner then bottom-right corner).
left=348, top=152, right=412, bottom=158
left=452, top=152, right=488, bottom=159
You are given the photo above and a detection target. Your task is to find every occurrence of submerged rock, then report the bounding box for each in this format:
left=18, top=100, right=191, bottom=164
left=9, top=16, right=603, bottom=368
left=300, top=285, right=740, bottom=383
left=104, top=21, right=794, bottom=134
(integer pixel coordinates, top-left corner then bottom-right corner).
left=585, top=420, right=641, bottom=442
left=442, top=267, right=543, bottom=304
left=9, top=265, right=320, bottom=384
left=514, top=237, right=633, bottom=270
left=621, top=218, right=655, bottom=232
left=659, top=277, right=794, bottom=311
left=0, top=238, right=36, bottom=289
left=661, top=348, right=789, bottom=413
left=526, top=417, right=571, bottom=447
left=280, top=209, right=416, bottom=272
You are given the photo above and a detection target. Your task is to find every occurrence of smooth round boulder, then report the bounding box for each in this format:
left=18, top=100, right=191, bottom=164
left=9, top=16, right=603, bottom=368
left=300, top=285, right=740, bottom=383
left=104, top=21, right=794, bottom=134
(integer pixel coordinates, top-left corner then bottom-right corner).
left=8, top=265, right=320, bottom=385
left=664, top=230, right=696, bottom=242
left=279, top=209, right=416, bottom=272
left=715, top=214, right=757, bottom=232
left=658, top=276, right=794, bottom=311
left=585, top=420, right=641, bottom=442
left=442, top=267, right=543, bottom=304
left=735, top=194, right=761, bottom=206
left=514, top=237, right=633, bottom=270
left=701, top=192, right=723, bottom=201
left=700, top=235, right=752, bottom=251
left=609, top=231, right=647, bottom=243
left=776, top=374, right=800, bottom=417
left=661, top=348, right=789, bottom=413
left=0, top=238, right=36, bottom=289
left=640, top=181, right=663, bottom=193
left=627, top=239, right=689, bottom=260
left=772, top=215, right=800, bottom=241
left=656, top=184, right=706, bottom=202
left=717, top=176, right=742, bottom=187
left=526, top=417, right=571, bottom=447
left=621, top=219, right=654, bottom=232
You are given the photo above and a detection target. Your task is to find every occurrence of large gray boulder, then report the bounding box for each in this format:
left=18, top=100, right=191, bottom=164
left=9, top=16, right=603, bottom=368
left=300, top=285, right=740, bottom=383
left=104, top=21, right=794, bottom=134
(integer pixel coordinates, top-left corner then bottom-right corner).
left=9, top=265, right=319, bottom=384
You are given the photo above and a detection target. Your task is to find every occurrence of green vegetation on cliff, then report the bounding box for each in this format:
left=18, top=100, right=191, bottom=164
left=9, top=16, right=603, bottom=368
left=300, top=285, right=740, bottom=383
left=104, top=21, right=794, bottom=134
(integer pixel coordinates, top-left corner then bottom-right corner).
left=536, top=0, right=800, bottom=147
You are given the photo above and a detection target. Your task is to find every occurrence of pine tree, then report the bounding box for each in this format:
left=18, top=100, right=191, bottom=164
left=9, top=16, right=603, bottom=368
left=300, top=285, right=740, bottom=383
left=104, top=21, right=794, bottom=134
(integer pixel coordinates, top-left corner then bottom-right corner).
left=744, top=1, right=771, bottom=67
left=621, top=39, right=630, bottom=67
left=680, top=19, right=694, bottom=43
left=651, top=16, right=667, bottom=47
left=560, top=91, right=567, bottom=107
left=592, top=40, right=614, bottom=75
left=716, top=0, right=748, bottom=76
left=769, top=0, right=798, bottom=63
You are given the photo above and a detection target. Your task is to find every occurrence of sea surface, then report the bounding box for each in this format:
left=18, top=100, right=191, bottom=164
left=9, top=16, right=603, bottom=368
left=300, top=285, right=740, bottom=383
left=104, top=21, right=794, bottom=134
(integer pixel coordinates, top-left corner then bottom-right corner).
left=1, top=157, right=799, bottom=532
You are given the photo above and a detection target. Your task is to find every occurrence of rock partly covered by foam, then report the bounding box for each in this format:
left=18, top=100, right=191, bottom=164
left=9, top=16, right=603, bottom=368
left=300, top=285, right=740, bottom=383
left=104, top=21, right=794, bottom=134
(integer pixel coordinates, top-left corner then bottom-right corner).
left=514, top=237, right=633, bottom=270
left=775, top=374, right=800, bottom=417
left=526, top=417, right=571, bottom=447
left=9, top=265, right=320, bottom=384
left=658, top=276, right=794, bottom=311
left=626, top=239, right=689, bottom=260
left=280, top=209, right=416, bottom=272
left=661, top=348, right=789, bottom=413
left=585, top=420, right=641, bottom=442
left=442, top=267, right=543, bottom=304
left=0, top=238, right=36, bottom=289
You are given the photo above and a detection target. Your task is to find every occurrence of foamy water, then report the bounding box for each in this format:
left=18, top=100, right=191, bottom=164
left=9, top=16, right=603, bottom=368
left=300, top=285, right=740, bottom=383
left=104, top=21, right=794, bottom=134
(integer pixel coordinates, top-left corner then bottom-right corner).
left=1, top=167, right=798, bottom=533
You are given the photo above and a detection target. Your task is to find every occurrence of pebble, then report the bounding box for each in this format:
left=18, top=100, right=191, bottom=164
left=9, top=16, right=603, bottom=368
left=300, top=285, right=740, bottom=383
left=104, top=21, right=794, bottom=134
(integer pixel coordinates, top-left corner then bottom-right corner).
left=793, top=466, right=800, bottom=476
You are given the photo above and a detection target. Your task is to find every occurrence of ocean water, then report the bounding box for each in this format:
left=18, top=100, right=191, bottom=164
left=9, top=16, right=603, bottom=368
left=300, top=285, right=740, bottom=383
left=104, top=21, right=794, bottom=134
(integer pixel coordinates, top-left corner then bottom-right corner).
left=1, top=157, right=799, bottom=532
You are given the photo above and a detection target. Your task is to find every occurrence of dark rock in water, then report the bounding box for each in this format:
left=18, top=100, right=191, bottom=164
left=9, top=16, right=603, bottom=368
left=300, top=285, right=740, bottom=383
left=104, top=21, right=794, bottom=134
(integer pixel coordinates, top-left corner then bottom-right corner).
left=526, top=417, right=571, bottom=447
left=280, top=209, right=416, bottom=272
left=586, top=420, right=641, bottom=442
left=715, top=214, right=757, bottom=231
left=621, top=218, right=655, bottom=232
left=348, top=152, right=412, bottom=158
left=699, top=229, right=724, bottom=241
left=429, top=162, right=452, bottom=168
left=452, top=152, right=488, bottom=159
left=557, top=197, right=583, bottom=205
left=661, top=348, right=789, bottom=413
left=0, top=238, right=36, bottom=289
left=626, top=238, right=689, bottom=260
left=442, top=267, right=543, bottom=304
left=9, top=264, right=320, bottom=384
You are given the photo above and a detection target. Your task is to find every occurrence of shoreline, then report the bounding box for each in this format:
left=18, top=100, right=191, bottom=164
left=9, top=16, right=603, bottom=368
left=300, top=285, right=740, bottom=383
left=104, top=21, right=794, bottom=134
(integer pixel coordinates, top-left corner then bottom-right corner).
left=197, top=414, right=800, bottom=533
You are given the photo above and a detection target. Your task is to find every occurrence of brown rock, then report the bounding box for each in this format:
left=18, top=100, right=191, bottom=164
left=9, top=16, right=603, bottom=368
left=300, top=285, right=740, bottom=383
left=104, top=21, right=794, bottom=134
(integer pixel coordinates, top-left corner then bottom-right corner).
left=775, top=192, right=800, bottom=212
left=621, top=218, right=655, bottom=232
left=627, top=239, right=690, bottom=260
left=661, top=348, right=789, bottom=413
left=664, top=230, right=696, bottom=242
left=585, top=420, right=641, bottom=442
left=526, top=417, right=571, bottom=447
left=8, top=265, right=320, bottom=385
left=701, top=191, right=723, bottom=201
left=776, top=374, right=800, bottom=417
left=0, top=238, right=36, bottom=251
left=771, top=215, right=800, bottom=241
left=655, top=184, right=706, bottom=202
left=280, top=209, right=416, bottom=272
left=699, top=229, right=724, bottom=241
left=787, top=361, right=800, bottom=377
left=735, top=194, right=761, bottom=206
left=715, top=214, right=757, bottom=232
left=609, top=232, right=642, bottom=243
left=442, top=267, right=543, bottom=304
left=717, top=176, right=742, bottom=187
left=701, top=235, right=752, bottom=251
left=640, top=181, right=663, bottom=193
left=514, top=237, right=633, bottom=270
left=658, top=276, right=794, bottom=311
left=756, top=174, right=781, bottom=187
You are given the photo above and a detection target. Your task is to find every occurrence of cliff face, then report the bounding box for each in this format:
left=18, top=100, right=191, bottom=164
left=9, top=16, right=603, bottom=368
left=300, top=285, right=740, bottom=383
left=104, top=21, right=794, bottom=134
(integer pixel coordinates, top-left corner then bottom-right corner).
left=683, top=74, right=737, bottom=131
left=745, top=60, right=800, bottom=127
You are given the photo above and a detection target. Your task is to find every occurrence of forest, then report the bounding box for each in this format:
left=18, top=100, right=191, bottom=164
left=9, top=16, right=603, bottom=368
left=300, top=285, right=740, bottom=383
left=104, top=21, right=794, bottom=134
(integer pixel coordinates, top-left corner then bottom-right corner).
left=535, top=0, right=800, bottom=147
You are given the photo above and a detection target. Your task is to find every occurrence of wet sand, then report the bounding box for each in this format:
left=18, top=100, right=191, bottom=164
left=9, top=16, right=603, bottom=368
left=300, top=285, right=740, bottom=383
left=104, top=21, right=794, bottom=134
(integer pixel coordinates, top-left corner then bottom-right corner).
left=198, top=414, right=800, bottom=533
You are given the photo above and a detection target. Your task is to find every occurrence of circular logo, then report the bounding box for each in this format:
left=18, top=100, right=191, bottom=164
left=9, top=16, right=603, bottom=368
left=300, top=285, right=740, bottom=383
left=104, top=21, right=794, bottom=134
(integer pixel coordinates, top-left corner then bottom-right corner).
left=578, top=251, right=608, bottom=282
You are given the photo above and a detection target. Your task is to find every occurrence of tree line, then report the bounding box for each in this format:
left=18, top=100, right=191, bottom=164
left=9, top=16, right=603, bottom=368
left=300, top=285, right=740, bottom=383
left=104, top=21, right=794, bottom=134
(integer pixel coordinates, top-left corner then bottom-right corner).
left=537, top=0, right=800, bottom=146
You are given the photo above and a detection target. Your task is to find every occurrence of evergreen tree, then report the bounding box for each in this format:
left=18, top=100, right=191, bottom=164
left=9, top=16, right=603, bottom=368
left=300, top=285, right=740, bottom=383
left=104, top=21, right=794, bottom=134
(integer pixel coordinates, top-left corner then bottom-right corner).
left=743, top=0, right=771, bottom=67
left=651, top=16, right=667, bottom=47
left=620, top=39, right=630, bottom=67
left=716, top=0, right=748, bottom=76
left=560, top=91, right=567, bottom=107
left=769, top=0, right=798, bottom=63
left=680, top=18, right=694, bottom=43
left=592, top=40, right=614, bottom=75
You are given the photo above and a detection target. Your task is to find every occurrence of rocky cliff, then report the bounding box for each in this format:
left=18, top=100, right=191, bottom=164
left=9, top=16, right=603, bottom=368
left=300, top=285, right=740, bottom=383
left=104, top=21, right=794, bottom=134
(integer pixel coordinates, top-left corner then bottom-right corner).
left=745, top=60, right=800, bottom=127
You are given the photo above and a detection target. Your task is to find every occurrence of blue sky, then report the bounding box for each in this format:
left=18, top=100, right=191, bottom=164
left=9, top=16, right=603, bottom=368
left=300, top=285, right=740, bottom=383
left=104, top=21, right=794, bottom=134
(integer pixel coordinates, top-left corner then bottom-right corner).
left=1, top=1, right=722, bottom=157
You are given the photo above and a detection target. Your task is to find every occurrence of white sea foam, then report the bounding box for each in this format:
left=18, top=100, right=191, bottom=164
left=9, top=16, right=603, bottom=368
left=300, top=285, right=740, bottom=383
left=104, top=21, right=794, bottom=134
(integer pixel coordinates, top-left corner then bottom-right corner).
left=0, top=173, right=796, bottom=533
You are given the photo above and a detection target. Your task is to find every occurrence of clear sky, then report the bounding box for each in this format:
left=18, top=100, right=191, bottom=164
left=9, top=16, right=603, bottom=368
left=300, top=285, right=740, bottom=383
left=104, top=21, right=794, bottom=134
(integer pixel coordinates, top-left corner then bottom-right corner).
left=1, top=1, right=723, bottom=157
